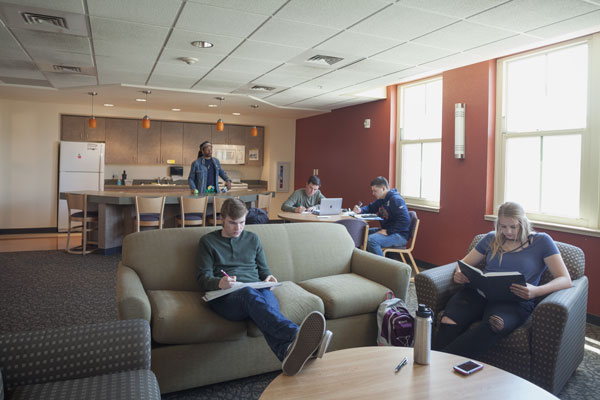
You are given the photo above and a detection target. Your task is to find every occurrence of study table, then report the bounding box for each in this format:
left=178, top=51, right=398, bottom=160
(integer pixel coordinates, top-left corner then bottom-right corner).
left=60, top=189, right=273, bottom=254
left=277, top=211, right=354, bottom=223
left=260, top=347, right=557, bottom=400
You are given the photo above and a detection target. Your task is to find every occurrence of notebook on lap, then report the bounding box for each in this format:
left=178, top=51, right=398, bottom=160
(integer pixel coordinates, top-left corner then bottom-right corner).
left=314, top=198, right=343, bottom=215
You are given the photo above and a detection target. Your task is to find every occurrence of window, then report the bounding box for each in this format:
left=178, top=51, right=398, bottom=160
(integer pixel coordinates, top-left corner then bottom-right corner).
left=495, top=34, right=600, bottom=230
left=396, top=77, right=442, bottom=208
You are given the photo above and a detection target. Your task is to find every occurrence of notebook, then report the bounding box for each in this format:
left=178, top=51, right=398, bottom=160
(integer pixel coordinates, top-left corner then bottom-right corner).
left=315, top=198, right=343, bottom=216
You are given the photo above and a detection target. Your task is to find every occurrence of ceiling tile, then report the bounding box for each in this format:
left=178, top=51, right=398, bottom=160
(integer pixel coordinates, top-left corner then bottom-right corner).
left=275, top=0, right=392, bottom=29
left=413, top=21, right=516, bottom=52
left=187, top=0, right=287, bottom=15
left=166, top=29, right=244, bottom=55
left=148, top=74, right=199, bottom=89
left=250, top=17, right=340, bottom=48
left=45, top=72, right=98, bottom=88
left=468, top=0, right=600, bottom=33
left=0, top=24, right=29, bottom=61
left=95, top=55, right=154, bottom=72
left=400, top=0, right=508, bottom=19
left=252, top=72, right=310, bottom=87
left=87, top=0, right=182, bottom=27
left=11, top=28, right=91, bottom=54
left=419, top=52, right=483, bottom=71
left=203, top=69, right=259, bottom=83
left=0, top=59, right=46, bottom=79
left=316, top=31, right=403, bottom=58
left=465, top=34, right=543, bottom=59
left=97, top=70, right=149, bottom=85
left=159, top=48, right=223, bottom=69
left=28, top=49, right=94, bottom=67
left=370, top=42, right=453, bottom=66
left=152, top=61, right=210, bottom=78
left=527, top=10, right=600, bottom=39
left=265, top=63, right=329, bottom=79
left=342, top=59, right=412, bottom=75
left=192, top=79, right=245, bottom=92
left=230, top=40, right=304, bottom=63
left=90, top=17, right=169, bottom=51
left=216, top=57, right=280, bottom=76
left=0, top=0, right=85, bottom=14
left=350, top=4, right=458, bottom=41
left=177, top=3, right=268, bottom=38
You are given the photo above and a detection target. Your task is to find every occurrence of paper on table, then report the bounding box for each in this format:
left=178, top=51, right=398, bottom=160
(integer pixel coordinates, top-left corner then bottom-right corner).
left=202, top=281, right=282, bottom=302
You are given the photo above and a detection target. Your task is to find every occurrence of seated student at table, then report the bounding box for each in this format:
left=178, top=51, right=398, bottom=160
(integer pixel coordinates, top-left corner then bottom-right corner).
left=433, top=201, right=572, bottom=359
left=197, top=198, right=332, bottom=375
left=352, top=176, right=410, bottom=256
left=281, top=175, right=326, bottom=213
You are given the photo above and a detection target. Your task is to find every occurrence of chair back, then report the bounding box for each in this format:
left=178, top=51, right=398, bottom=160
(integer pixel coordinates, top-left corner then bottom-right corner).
left=135, top=196, right=165, bottom=231
left=335, top=219, right=369, bottom=250
left=66, top=193, right=87, bottom=213
left=211, top=196, right=229, bottom=226
left=257, top=193, right=271, bottom=213
left=405, top=211, right=420, bottom=251
left=179, top=196, right=208, bottom=227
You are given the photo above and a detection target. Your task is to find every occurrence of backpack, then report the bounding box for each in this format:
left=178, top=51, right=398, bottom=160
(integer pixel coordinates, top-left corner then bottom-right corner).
left=245, top=208, right=269, bottom=224
left=377, top=292, right=414, bottom=347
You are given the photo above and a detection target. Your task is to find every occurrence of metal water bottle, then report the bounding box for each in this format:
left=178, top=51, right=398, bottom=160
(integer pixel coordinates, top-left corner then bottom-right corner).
left=414, top=304, right=433, bottom=365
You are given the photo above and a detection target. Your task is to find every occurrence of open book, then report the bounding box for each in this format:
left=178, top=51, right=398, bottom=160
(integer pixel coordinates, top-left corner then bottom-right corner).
left=458, top=260, right=526, bottom=302
left=202, top=281, right=282, bottom=302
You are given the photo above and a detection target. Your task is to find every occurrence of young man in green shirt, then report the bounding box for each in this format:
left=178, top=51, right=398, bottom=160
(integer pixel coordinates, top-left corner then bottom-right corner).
left=281, top=175, right=326, bottom=213
left=197, top=198, right=332, bottom=375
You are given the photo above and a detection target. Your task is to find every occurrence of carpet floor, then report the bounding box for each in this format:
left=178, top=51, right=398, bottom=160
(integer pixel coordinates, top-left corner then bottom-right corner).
left=0, top=250, right=598, bottom=399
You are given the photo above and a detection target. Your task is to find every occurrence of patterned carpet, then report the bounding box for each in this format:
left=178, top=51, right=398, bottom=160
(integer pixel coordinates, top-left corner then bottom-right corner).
left=0, top=250, right=598, bottom=399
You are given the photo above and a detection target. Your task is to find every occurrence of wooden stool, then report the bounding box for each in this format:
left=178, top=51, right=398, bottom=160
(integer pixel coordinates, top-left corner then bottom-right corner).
left=135, top=196, right=165, bottom=232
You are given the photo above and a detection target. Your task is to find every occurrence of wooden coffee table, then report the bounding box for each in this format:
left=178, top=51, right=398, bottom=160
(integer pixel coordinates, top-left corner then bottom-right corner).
left=260, top=347, right=557, bottom=400
left=278, top=211, right=353, bottom=223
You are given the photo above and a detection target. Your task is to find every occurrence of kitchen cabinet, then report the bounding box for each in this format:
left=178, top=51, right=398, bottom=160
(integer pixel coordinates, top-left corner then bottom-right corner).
left=161, top=121, right=183, bottom=164
left=245, top=126, right=264, bottom=166
left=105, top=118, right=138, bottom=164
left=210, top=124, right=229, bottom=144
left=183, top=123, right=211, bottom=165
left=61, top=115, right=105, bottom=142
left=211, top=124, right=247, bottom=145
left=137, top=120, right=161, bottom=164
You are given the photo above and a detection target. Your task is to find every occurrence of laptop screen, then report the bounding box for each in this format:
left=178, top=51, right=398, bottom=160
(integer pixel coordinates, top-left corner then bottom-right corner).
left=318, top=198, right=343, bottom=215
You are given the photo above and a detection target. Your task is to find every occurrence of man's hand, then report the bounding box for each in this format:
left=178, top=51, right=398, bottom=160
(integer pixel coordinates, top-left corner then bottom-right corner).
left=510, top=283, right=538, bottom=300
left=378, top=229, right=388, bottom=236
left=294, top=206, right=306, bottom=213
left=307, top=206, right=316, bottom=212
left=353, top=205, right=362, bottom=213
left=218, top=275, right=237, bottom=289
left=453, top=266, right=470, bottom=285
left=264, top=275, right=277, bottom=283
left=226, top=180, right=232, bottom=190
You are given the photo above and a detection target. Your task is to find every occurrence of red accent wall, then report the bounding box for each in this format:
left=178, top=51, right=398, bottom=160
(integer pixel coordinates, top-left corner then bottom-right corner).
left=295, top=61, right=599, bottom=318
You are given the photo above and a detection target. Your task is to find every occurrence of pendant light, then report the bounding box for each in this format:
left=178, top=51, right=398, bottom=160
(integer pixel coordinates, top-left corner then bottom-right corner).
left=215, top=96, right=225, bottom=132
left=250, top=104, right=259, bottom=137
left=88, top=92, right=98, bottom=128
left=142, top=90, right=151, bottom=129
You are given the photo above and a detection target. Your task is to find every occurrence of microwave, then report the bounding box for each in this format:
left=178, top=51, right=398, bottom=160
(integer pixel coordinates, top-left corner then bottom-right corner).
left=212, top=144, right=245, bottom=164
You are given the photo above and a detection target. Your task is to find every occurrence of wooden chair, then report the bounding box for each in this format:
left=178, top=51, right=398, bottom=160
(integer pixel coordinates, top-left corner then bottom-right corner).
left=65, top=193, right=98, bottom=255
left=206, top=196, right=228, bottom=226
left=177, top=196, right=208, bottom=227
left=134, top=196, right=165, bottom=232
left=383, top=211, right=420, bottom=277
left=257, top=193, right=271, bottom=215
left=335, top=219, right=369, bottom=250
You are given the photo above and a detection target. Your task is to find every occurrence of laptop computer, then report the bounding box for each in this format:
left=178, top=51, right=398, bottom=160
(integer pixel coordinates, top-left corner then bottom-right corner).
left=314, top=198, right=343, bottom=216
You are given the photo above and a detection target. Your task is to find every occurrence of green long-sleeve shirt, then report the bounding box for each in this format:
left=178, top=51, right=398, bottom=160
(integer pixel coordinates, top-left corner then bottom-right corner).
left=196, top=230, right=271, bottom=291
left=281, top=188, right=326, bottom=212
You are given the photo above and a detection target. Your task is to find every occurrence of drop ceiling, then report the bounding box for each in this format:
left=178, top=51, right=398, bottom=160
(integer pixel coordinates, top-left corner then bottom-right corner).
left=0, top=0, right=599, bottom=119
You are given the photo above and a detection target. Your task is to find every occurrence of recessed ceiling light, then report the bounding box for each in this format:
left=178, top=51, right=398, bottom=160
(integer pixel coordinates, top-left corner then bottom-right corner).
left=232, top=112, right=241, bottom=116
left=208, top=104, right=218, bottom=108
left=103, top=103, right=113, bottom=107
left=135, top=98, right=146, bottom=102
left=171, top=108, right=181, bottom=111
left=191, top=40, right=214, bottom=48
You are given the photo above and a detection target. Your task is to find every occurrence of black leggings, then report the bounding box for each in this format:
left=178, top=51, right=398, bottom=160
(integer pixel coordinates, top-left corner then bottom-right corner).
left=433, top=287, right=533, bottom=359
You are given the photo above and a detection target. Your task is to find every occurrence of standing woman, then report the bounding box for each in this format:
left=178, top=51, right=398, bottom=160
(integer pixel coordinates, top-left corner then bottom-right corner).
left=433, top=202, right=572, bottom=358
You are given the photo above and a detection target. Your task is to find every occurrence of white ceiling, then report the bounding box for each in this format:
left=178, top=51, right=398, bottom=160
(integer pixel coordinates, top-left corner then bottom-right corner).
left=0, top=0, right=599, bottom=119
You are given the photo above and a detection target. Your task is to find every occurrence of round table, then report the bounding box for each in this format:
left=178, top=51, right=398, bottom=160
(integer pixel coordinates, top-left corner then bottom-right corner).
left=260, top=347, right=557, bottom=400
left=277, top=211, right=354, bottom=223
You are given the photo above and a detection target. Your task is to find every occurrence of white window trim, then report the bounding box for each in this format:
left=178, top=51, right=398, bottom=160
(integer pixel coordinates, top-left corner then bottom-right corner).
left=396, top=76, right=442, bottom=210
left=493, top=34, right=600, bottom=230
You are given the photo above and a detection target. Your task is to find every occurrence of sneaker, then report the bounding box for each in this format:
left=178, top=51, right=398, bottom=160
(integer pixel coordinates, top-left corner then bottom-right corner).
left=313, top=330, right=332, bottom=359
left=282, top=311, right=325, bottom=376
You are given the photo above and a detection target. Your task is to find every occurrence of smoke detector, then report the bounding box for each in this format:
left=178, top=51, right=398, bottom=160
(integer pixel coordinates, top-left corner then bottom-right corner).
left=179, top=57, right=198, bottom=65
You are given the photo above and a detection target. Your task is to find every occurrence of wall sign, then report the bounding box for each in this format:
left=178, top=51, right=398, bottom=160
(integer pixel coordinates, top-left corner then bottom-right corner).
left=276, top=161, right=290, bottom=192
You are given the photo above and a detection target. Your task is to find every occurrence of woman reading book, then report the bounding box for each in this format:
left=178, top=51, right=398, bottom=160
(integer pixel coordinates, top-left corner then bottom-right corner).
left=433, top=201, right=572, bottom=358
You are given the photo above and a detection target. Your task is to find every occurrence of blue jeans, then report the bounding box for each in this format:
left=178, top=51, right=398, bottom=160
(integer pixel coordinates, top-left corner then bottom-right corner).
left=208, top=287, right=298, bottom=361
left=366, top=228, right=408, bottom=256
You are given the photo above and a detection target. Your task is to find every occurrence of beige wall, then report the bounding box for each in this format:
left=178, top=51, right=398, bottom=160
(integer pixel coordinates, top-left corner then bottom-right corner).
left=0, top=98, right=296, bottom=229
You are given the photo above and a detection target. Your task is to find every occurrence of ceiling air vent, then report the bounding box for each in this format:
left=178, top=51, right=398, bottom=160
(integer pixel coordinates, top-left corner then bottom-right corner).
left=251, top=85, right=276, bottom=91
left=52, top=65, right=81, bottom=73
left=21, top=12, right=68, bottom=29
left=306, top=55, right=344, bottom=66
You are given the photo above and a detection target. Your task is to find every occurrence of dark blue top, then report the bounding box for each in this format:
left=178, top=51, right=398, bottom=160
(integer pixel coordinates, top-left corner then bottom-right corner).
left=360, top=188, right=410, bottom=239
left=475, top=232, right=559, bottom=285
left=206, top=161, right=215, bottom=189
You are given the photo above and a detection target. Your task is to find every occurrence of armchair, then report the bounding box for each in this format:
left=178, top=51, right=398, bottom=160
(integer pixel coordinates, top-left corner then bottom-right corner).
left=0, top=319, right=160, bottom=400
left=415, top=234, right=588, bottom=395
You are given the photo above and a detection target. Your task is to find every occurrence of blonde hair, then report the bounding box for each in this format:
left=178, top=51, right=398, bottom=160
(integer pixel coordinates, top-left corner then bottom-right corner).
left=490, top=202, right=534, bottom=260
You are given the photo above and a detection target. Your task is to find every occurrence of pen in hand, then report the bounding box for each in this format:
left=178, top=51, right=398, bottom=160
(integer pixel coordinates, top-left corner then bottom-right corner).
left=220, top=269, right=232, bottom=279
left=394, top=357, right=408, bottom=373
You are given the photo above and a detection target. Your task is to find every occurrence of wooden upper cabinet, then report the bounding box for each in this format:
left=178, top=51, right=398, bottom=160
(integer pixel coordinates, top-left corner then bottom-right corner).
left=227, top=125, right=246, bottom=145
left=137, top=120, right=161, bottom=164
left=210, top=124, right=229, bottom=144
left=246, top=126, right=264, bottom=166
left=61, top=115, right=105, bottom=142
left=183, top=123, right=211, bottom=166
left=105, top=118, right=138, bottom=164
left=161, top=121, right=183, bottom=164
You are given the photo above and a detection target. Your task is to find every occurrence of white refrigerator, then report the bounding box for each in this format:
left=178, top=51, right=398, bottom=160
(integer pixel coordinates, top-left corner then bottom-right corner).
left=58, top=141, right=105, bottom=232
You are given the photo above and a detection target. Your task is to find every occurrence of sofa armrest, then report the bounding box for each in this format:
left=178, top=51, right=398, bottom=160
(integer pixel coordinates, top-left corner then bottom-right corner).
left=530, top=276, right=588, bottom=394
left=117, top=263, right=152, bottom=321
left=350, top=248, right=412, bottom=301
left=414, top=262, right=461, bottom=317
left=0, top=319, right=151, bottom=391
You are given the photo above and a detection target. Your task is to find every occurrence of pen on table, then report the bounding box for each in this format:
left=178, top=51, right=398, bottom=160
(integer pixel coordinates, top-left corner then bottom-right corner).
left=394, top=357, right=408, bottom=373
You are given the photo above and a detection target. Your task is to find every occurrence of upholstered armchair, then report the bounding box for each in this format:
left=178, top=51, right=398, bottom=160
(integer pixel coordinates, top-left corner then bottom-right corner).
left=415, top=234, right=588, bottom=395
left=0, top=319, right=160, bottom=400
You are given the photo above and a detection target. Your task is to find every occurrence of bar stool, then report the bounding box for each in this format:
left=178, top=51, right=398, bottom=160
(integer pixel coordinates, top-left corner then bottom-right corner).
left=177, top=196, right=208, bottom=227
left=134, top=196, right=165, bottom=232
left=207, top=196, right=237, bottom=226
left=65, top=193, right=98, bottom=255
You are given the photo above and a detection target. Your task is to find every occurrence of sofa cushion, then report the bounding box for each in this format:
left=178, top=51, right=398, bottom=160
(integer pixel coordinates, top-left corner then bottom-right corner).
left=299, top=273, right=390, bottom=319
left=247, top=281, right=324, bottom=337
left=147, top=290, right=246, bottom=344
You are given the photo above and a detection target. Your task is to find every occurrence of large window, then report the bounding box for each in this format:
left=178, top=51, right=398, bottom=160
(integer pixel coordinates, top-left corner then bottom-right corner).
left=397, top=77, right=442, bottom=208
left=496, top=34, right=600, bottom=230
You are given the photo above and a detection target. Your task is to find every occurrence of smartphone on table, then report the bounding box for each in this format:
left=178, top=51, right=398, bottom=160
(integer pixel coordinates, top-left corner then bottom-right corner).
left=453, top=360, right=484, bottom=375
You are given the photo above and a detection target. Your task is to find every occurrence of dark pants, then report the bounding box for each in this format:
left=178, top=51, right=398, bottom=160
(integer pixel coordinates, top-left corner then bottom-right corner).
left=208, top=287, right=298, bottom=361
left=433, top=287, right=533, bottom=359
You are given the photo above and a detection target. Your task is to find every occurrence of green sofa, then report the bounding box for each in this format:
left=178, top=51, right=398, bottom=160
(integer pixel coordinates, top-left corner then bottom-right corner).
left=117, top=223, right=411, bottom=394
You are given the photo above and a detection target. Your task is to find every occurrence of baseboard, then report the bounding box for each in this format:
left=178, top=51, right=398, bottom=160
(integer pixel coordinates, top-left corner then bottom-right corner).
left=0, top=227, right=57, bottom=235
left=587, top=313, right=600, bottom=326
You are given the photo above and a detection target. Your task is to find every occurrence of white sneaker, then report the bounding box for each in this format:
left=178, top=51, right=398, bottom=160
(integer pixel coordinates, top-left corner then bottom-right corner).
left=313, top=330, right=332, bottom=359
left=282, top=311, right=325, bottom=376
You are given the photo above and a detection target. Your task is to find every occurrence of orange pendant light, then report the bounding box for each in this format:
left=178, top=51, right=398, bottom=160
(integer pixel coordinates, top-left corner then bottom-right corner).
left=142, top=90, right=151, bottom=129
left=88, top=92, right=98, bottom=128
left=250, top=104, right=259, bottom=136
left=215, top=96, right=225, bottom=132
